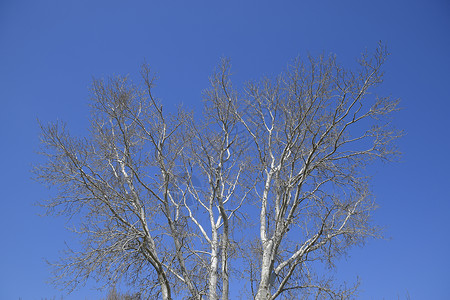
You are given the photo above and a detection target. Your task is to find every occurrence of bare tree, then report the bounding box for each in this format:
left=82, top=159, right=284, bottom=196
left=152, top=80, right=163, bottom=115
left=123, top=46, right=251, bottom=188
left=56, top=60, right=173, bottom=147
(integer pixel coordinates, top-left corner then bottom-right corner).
left=238, top=45, right=401, bottom=299
left=36, top=69, right=198, bottom=299
left=34, top=43, right=400, bottom=299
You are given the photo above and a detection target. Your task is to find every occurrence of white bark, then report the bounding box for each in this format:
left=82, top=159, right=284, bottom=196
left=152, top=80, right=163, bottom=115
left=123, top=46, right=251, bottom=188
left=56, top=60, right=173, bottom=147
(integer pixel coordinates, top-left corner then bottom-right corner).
left=255, top=240, right=274, bottom=300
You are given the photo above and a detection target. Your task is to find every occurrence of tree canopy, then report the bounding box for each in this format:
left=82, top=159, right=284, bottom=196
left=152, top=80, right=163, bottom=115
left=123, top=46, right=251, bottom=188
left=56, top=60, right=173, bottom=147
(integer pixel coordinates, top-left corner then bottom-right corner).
left=35, top=44, right=400, bottom=299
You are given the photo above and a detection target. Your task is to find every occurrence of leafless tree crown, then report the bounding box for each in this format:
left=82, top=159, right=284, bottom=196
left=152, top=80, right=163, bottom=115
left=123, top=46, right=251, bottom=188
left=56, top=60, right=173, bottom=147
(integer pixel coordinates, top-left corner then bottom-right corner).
left=34, top=44, right=401, bottom=299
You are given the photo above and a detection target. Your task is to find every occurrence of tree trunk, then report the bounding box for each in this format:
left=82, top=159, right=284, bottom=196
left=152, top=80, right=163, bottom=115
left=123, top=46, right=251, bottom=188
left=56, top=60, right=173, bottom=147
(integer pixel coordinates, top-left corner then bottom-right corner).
left=158, top=272, right=172, bottom=300
left=221, top=226, right=229, bottom=300
left=255, top=241, right=273, bottom=300
left=257, top=166, right=275, bottom=300
left=209, top=231, right=219, bottom=300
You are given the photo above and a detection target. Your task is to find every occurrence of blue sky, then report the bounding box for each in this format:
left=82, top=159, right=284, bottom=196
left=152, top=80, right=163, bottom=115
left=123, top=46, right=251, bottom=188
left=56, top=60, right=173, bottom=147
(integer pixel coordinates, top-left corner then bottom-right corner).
left=1, top=0, right=449, bottom=299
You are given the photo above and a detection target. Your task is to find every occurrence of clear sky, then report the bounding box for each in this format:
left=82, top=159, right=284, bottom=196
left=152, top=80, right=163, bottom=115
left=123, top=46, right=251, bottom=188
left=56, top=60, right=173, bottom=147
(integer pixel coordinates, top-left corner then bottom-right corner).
left=1, top=0, right=449, bottom=299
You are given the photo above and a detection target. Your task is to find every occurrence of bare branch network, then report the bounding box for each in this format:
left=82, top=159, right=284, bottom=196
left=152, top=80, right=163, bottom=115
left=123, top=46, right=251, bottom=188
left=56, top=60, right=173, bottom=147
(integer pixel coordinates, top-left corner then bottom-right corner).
left=34, top=44, right=401, bottom=300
